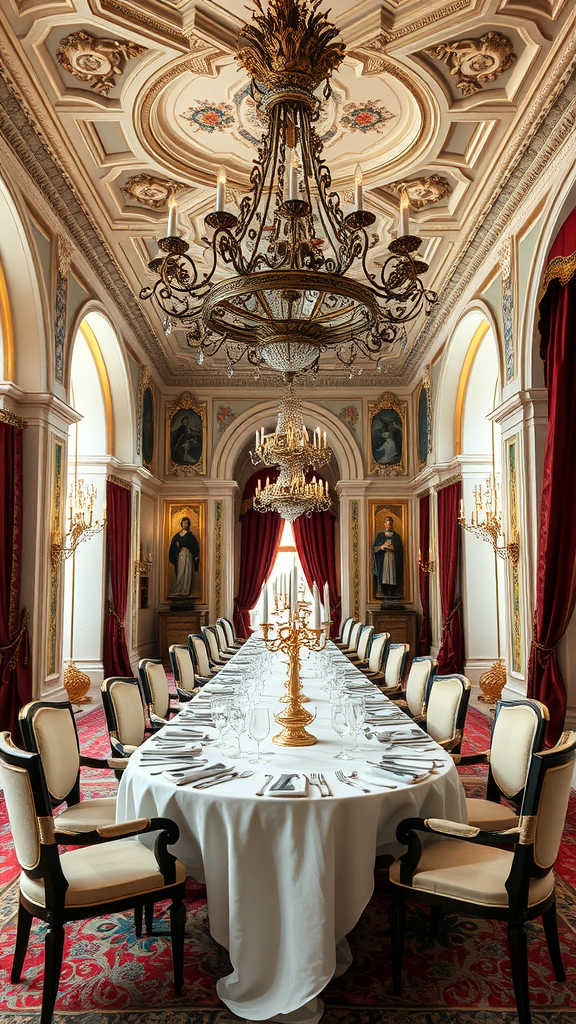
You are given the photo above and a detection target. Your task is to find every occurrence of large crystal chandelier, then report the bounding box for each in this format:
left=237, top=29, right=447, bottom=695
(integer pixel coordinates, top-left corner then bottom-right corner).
left=140, top=0, right=437, bottom=378
left=255, top=470, right=331, bottom=523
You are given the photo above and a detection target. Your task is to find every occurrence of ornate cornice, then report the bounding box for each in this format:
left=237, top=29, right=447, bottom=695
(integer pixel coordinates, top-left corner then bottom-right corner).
left=376, top=2, right=473, bottom=44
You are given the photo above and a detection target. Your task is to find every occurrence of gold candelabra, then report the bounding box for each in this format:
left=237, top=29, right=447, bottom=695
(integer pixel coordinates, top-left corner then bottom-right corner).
left=51, top=480, right=107, bottom=568
left=262, top=610, right=329, bottom=746
left=134, top=552, right=153, bottom=577
left=418, top=550, right=435, bottom=574
left=458, top=478, right=519, bottom=568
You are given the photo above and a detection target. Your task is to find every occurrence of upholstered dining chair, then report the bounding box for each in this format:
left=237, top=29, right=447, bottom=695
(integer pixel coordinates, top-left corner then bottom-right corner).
left=101, top=676, right=149, bottom=757
left=187, top=633, right=217, bottom=684
left=202, top=624, right=233, bottom=664
left=138, top=659, right=180, bottom=726
left=358, top=632, right=391, bottom=680
left=377, top=643, right=410, bottom=697
left=389, top=655, right=438, bottom=717
left=169, top=644, right=197, bottom=700
left=215, top=621, right=238, bottom=657
left=217, top=617, right=245, bottom=649
left=19, top=701, right=125, bottom=833
left=347, top=625, right=374, bottom=667
left=388, top=730, right=576, bottom=1024
left=341, top=620, right=363, bottom=658
left=334, top=617, right=356, bottom=650
left=453, top=698, right=549, bottom=831
left=0, top=730, right=187, bottom=1024
left=421, top=673, right=471, bottom=753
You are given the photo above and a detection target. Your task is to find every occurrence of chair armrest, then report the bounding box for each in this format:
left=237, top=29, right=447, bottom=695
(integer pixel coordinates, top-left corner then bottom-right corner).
left=54, top=815, right=180, bottom=845
left=394, top=815, right=521, bottom=886
left=79, top=755, right=129, bottom=771
left=452, top=751, right=490, bottom=766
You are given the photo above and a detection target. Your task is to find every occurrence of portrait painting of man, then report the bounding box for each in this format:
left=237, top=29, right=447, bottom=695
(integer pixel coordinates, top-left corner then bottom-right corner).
left=163, top=502, right=205, bottom=605
left=165, top=394, right=206, bottom=476
left=370, top=501, right=408, bottom=602
left=368, top=394, right=406, bottom=476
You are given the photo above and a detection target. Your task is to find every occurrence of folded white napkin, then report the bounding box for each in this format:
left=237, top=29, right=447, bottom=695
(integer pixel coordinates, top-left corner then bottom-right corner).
left=162, top=762, right=231, bottom=785
left=266, top=773, right=307, bottom=797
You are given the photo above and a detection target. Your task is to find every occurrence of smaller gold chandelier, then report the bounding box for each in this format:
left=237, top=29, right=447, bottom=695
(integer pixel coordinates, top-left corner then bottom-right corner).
left=251, top=385, right=331, bottom=476
left=51, top=480, right=106, bottom=567
left=254, top=469, right=330, bottom=522
left=458, top=477, right=519, bottom=567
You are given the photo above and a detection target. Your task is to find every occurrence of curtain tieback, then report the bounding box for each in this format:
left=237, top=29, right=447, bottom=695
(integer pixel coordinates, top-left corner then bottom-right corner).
left=441, top=597, right=462, bottom=637
left=107, top=601, right=125, bottom=632
left=531, top=612, right=558, bottom=658
left=0, top=608, right=30, bottom=675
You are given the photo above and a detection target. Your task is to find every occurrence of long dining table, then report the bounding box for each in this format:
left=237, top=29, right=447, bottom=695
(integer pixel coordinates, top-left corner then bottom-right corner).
left=117, top=637, right=467, bottom=1024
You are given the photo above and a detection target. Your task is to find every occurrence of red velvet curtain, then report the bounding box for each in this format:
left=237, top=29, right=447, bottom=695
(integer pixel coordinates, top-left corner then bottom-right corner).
left=417, top=493, right=431, bottom=655
left=0, top=420, right=32, bottom=736
left=436, top=480, right=464, bottom=674
left=234, top=470, right=283, bottom=639
left=527, top=208, right=576, bottom=742
left=103, top=479, right=132, bottom=677
left=293, top=510, right=340, bottom=637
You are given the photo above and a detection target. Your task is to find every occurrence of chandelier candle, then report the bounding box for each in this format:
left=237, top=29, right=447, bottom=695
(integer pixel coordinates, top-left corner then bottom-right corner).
left=216, top=166, right=227, bottom=212
left=355, top=165, right=363, bottom=212
left=167, top=197, right=178, bottom=238
left=400, top=190, right=410, bottom=237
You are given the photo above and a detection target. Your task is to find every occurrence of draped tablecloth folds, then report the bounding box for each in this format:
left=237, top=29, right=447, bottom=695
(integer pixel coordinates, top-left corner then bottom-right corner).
left=117, top=638, right=467, bottom=1024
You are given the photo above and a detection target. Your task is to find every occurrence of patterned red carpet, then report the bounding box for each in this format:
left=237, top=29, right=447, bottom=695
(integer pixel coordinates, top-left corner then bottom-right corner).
left=1, top=706, right=575, bottom=1024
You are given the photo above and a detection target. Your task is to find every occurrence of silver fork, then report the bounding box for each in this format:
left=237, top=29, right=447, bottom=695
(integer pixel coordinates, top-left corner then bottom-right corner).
left=335, top=769, right=371, bottom=793
left=308, top=773, right=325, bottom=796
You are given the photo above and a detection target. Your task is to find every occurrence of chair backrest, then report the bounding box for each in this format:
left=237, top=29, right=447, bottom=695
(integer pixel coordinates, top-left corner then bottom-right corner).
left=506, top=731, right=576, bottom=904
left=356, top=625, right=374, bottom=663
left=138, top=659, right=171, bottom=719
left=403, top=656, right=438, bottom=716
left=346, top=620, right=363, bottom=653
left=384, top=644, right=409, bottom=688
left=0, top=731, right=66, bottom=900
left=169, top=644, right=196, bottom=693
left=339, top=617, right=354, bottom=644
left=101, top=677, right=146, bottom=752
left=188, top=634, right=212, bottom=677
left=424, top=674, right=471, bottom=752
left=487, top=699, right=549, bottom=805
left=19, top=701, right=81, bottom=809
left=219, top=617, right=237, bottom=643
left=215, top=622, right=230, bottom=654
left=367, top=632, right=390, bottom=674
left=202, top=625, right=223, bottom=664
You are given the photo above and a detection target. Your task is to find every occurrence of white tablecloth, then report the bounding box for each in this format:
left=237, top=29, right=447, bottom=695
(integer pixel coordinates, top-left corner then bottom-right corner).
left=117, top=640, right=466, bottom=1022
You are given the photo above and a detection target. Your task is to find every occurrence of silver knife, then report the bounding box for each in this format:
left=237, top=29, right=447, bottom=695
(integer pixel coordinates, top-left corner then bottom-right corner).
left=318, top=773, right=332, bottom=797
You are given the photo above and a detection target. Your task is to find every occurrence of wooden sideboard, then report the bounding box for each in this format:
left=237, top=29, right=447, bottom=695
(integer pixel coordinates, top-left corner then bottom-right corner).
left=158, top=609, right=208, bottom=664
left=367, top=607, right=418, bottom=657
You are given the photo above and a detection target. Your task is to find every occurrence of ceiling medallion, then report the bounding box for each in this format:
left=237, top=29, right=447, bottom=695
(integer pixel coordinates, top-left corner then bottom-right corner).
left=426, top=33, right=516, bottom=96
left=122, top=175, right=187, bottom=210
left=388, top=175, right=452, bottom=210
left=139, top=0, right=437, bottom=379
left=56, top=31, right=145, bottom=95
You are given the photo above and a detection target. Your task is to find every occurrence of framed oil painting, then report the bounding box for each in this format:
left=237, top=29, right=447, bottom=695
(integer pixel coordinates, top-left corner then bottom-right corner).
left=138, top=365, right=155, bottom=471
left=166, top=392, right=206, bottom=477
left=368, top=393, right=406, bottom=476
left=369, top=499, right=409, bottom=604
left=416, top=367, right=432, bottom=468
left=163, top=501, right=205, bottom=606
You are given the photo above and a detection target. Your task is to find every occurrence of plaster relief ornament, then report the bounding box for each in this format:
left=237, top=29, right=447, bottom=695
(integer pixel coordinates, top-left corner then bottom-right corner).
left=426, top=32, right=516, bottom=96
left=180, top=102, right=236, bottom=133
left=122, top=175, right=187, bottom=210
left=56, top=31, right=145, bottom=95
left=388, top=174, right=452, bottom=209
left=340, top=101, right=395, bottom=133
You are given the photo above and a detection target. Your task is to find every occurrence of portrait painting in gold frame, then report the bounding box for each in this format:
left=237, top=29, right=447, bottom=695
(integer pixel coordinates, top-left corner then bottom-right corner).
left=369, top=499, right=409, bottom=604
left=162, top=501, right=205, bottom=606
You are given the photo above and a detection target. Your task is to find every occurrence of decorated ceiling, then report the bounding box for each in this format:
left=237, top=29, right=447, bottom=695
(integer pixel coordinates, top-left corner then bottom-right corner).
left=1, top=0, right=574, bottom=387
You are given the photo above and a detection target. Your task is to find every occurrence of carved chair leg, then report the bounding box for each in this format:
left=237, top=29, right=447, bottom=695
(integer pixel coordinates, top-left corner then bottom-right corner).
left=145, top=901, right=154, bottom=936
left=542, top=901, right=566, bottom=982
left=389, top=898, right=406, bottom=996
left=41, top=922, right=65, bottom=1024
left=508, top=920, right=531, bottom=1024
left=170, top=897, right=186, bottom=997
left=11, top=902, right=33, bottom=982
left=134, top=904, right=143, bottom=938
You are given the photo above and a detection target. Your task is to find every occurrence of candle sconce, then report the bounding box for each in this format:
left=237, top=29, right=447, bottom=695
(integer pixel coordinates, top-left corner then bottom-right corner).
left=458, top=477, right=519, bottom=568
left=418, top=556, right=436, bottom=575
left=51, top=480, right=106, bottom=569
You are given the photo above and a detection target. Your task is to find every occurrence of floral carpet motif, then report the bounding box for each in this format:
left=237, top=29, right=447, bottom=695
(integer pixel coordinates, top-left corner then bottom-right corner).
left=1, top=707, right=575, bottom=1024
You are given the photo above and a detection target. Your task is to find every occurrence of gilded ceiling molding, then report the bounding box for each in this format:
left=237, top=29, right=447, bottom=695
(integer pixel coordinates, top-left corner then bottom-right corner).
left=57, top=235, right=74, bottom=276
left=387, top=175, right=452, bottom=209
left=97, top=0, right=189, bottom=45
left=425, top=33, right=516, bottom=96
left=56, top=31, right=146, bottom=95
left=375, top=1, right=473, bottom=44
left=346, top=44, right=431, bottom=145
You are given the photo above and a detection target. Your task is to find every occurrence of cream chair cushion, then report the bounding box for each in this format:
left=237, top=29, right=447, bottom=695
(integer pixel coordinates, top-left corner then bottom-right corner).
left=111, top=683, right=146, bottom=749
left=465, top=798, right=518, bottom=831
left=405, top=659, right=434, bottom=716
left=146, top=663, right=170, bottom=719
left=366, top=633, right=388, bottom=674
left=345, top=621, right=363, bottom=653
left=389, top=839, right=554, bottom=908
left=20, top=838, right=187, bottom=909
left=384, top=645, right=408, bottom=688
left=172, top=646, right=196, bottom=693
left=0, top=759, right=41, bottom=870
left=55, top=797, right=117, bottom=832
left=192, top=638, right=212, bottom=677
left=426, top=676, right=463, bottom=744
left=31, top=706, right=79, bottom=802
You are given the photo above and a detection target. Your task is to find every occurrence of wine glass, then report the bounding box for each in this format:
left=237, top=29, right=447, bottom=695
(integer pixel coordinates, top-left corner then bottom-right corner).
left=228, top=703, right=247, bottom=757
left=347, top=696, right=366, bottom=755
left=248, top=707, right=270, bottom=764
left=211, top=695, right=232, bottom=749
left=331, top=704, right=351, bottom=760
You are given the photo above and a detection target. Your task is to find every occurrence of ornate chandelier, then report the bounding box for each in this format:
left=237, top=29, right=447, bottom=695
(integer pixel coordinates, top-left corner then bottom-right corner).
left=140, top=0, right=437, bottom=378
left=255, top=469, right=330, bottom=523
left=250, top=384, right=331, bottom=475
